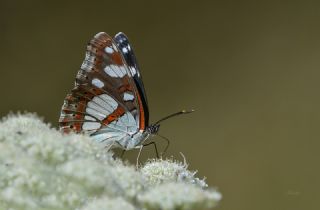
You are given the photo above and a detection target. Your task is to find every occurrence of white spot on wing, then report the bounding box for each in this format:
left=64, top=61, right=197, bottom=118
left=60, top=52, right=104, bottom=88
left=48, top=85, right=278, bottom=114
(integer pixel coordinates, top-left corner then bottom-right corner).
left=100, top=94, right=118, bottom=109
left=105, top=47, right=114, bottom=54
left=119, top=66, right=127, bottom=75
left=84, top=115, right=96, bottom=121
left=112, top=65, right=125, bottom=77
left=104, top=65, right=126, bottom=78
left=92, top=78, right=104, bottom=88
left=130, top=67, right=137, bottom=76
left=123, top=92, right=134, bottom=101
left=85, top=107, right=105, bottom=121
left=104, top=66, right=117, bottom=77
left=122, top=48, right=128, bottom=53
left=85, top=93, right=118, bottom=121
left=88, top=100, right=112, bottom=116
left=82, top=122, right=101, bottom=130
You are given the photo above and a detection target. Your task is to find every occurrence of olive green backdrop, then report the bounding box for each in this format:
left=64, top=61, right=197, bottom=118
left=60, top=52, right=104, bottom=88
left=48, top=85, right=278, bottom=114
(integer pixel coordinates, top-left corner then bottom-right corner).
left=1, top=0, right=320, bottom=209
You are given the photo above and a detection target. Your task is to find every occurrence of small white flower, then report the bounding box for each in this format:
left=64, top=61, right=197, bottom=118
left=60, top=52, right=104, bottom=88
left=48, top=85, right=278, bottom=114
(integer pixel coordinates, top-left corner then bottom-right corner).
left=137, top=182, right=221, bottom=210
left=141, top=158, right=208, bottom=188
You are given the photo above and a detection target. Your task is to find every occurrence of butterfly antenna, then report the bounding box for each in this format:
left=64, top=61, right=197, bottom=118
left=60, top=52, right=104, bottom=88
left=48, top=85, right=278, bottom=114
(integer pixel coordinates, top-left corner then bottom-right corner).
left=154, top=109, right=195, bottom=125
left=156, top=133, right=170, bottom=157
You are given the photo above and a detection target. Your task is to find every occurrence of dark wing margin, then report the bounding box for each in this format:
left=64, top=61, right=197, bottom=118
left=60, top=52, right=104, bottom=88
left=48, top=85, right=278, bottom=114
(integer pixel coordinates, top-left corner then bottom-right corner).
left=114, top=32, right=149, bottom=126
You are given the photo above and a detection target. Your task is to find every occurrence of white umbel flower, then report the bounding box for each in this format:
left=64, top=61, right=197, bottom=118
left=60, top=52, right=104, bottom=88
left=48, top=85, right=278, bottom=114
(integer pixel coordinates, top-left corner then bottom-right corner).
left=0, top=113, right=221, bottom=210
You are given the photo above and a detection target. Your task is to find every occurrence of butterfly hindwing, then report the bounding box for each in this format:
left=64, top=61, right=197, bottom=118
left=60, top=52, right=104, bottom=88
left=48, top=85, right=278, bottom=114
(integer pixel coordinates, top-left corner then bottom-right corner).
left=59, top=32, right=148, bottom=142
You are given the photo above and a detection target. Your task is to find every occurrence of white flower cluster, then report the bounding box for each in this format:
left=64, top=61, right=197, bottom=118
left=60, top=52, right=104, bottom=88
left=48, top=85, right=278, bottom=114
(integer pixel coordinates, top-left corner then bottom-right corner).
left=0, top=113, right=221, bottom=210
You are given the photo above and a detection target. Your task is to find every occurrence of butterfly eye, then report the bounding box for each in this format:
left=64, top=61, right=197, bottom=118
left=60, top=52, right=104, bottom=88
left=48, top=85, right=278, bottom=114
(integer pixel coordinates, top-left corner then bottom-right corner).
left=70, top=125, right=74, bottom=129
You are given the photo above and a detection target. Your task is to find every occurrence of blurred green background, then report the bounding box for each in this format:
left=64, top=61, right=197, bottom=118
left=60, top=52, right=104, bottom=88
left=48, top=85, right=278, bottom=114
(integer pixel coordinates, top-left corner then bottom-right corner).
left=1, top=0, right=320, bottom=209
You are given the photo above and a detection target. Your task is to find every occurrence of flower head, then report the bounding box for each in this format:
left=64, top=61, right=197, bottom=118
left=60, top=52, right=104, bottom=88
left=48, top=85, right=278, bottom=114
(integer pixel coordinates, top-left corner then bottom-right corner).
left=0, top=113, right=221, bottom=210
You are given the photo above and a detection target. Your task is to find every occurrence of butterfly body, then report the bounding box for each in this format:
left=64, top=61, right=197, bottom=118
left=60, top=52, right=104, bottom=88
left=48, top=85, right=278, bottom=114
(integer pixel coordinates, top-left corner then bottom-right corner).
left=59, top=32, right=153, bottom=150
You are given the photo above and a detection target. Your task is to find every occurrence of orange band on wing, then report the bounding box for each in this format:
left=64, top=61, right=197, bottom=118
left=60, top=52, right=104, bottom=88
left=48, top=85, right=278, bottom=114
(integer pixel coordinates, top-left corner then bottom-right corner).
left=136, top=93, right=146, bottom=130
left=102, top=106, right=125, bottom=125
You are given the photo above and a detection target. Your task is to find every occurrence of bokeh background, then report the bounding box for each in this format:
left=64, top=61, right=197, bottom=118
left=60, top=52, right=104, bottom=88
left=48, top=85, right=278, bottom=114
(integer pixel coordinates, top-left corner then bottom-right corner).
left=1, top=0, right=320, bottom=209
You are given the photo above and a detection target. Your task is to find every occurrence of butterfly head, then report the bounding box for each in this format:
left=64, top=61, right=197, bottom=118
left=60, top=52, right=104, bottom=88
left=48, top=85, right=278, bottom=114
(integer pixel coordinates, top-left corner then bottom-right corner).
left=147, top=124, right=160, bottom=134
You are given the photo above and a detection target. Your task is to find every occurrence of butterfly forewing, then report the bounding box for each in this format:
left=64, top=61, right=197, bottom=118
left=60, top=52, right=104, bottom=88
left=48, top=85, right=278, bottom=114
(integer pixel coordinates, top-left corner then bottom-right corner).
left=59, top=32, right=148, bottom=145
left=114, top=32, right=149, bottom=126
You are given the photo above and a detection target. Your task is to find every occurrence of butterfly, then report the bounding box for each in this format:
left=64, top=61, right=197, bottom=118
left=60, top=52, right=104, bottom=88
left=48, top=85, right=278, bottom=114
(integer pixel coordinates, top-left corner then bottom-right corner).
left=59, top=32, right=193, bottom=154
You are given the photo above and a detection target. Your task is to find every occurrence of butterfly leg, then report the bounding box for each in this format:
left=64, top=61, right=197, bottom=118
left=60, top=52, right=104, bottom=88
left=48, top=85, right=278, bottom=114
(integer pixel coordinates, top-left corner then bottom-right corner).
left=135, top=142, right=160, bottom=168
left=105, top=141, right=115, bottom=151
left=143, top=141, right=159, bottom=159
left=156, top=134, right=170, bottom=158
left=136, top=145, right=143, bottom=168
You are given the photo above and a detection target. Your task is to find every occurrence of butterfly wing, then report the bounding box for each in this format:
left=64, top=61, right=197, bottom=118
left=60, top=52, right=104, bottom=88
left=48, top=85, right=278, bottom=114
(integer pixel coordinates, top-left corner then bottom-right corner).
left=59, top=32, right=148, bottom=147
left=113, top=32, right=149, bottom=126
